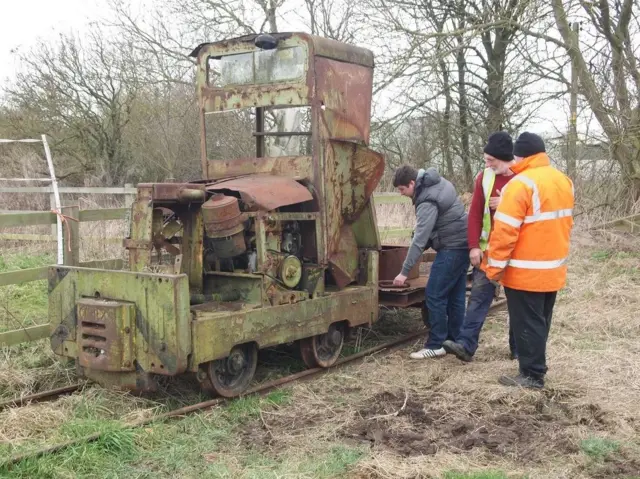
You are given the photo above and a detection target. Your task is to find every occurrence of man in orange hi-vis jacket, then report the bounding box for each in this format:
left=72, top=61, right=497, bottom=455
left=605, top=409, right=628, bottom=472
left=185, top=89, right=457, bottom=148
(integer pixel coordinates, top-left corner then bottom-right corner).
left=484, top=132, right=574, bottom=389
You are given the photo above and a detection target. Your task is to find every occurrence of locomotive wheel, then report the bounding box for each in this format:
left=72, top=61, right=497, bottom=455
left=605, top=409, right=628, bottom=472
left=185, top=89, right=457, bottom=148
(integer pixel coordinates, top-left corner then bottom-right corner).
left=299, top=323, right=344, bottom=368
left=205, top=344, right=258, bottom=398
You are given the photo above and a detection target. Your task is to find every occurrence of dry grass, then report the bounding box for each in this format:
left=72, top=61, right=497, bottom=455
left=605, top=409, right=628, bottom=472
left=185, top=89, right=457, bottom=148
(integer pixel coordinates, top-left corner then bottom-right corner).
left=0, top=341, right=76, bottom=399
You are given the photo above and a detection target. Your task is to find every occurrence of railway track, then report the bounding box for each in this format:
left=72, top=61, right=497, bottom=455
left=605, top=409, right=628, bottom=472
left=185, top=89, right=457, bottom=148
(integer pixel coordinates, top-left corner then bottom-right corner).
left=1, top=299, right=507, bottom=469
left=0, top=384, right=84, bottom=412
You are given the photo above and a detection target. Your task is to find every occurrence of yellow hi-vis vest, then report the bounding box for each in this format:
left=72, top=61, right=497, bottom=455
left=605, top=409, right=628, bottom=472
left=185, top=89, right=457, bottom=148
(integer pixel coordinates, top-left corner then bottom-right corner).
left=478, top=168, right=496, bottom=252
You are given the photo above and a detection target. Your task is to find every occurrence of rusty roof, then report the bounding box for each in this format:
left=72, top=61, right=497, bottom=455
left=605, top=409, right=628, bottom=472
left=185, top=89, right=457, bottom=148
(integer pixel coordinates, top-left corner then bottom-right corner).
left=206, top=175, right=313, bottom=211
left=189, top=32, right=374, bottom=69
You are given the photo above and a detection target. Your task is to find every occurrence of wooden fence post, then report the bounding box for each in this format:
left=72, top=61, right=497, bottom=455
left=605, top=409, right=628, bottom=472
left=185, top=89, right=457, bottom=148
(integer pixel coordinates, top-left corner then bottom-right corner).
left=61, top=205, right=80, bottom=266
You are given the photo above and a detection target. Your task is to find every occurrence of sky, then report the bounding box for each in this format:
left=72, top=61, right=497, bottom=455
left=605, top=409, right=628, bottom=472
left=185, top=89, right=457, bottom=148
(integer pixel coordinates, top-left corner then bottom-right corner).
left=0, top=0, right=598, bottom=139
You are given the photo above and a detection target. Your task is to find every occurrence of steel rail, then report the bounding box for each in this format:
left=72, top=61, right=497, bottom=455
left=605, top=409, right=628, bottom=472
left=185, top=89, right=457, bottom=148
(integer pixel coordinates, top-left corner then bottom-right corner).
left=0, top=384, right=84, bottom=411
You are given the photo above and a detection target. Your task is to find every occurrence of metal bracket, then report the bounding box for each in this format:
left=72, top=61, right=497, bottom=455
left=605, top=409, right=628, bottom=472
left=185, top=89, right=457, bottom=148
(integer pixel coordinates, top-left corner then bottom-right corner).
left=123, top=239, right=153, bottom=250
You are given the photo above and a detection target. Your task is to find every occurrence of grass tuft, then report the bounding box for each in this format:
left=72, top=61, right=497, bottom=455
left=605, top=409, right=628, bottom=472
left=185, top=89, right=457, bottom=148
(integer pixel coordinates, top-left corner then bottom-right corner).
left=580, top=437, right=621, bottom=460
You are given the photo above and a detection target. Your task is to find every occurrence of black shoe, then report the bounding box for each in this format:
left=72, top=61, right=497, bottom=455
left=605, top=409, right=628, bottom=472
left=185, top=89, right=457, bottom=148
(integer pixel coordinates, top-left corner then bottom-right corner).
left=510, top=352, right=519, bottom=360
left=498, top=373, right=543, bottom=389
left=442, top=340, right=472, bottom=362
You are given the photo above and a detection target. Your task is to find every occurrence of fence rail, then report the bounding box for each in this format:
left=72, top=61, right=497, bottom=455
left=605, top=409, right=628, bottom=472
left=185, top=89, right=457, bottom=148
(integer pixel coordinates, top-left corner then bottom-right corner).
left=0, top=185, right=408, bottom=204
left=0, top=190, right=413, bottom=348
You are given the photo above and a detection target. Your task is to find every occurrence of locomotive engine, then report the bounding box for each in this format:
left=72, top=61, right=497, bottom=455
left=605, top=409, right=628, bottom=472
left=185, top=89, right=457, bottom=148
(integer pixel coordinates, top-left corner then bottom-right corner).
left=48, top=32, right=385, bottom=397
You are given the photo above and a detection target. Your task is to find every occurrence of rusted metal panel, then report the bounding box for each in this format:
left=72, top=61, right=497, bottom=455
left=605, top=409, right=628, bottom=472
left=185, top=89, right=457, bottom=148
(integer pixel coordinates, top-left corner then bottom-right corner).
left=329, top=139, right=385, bottom=222
left=123, top=239, right=152, bottom=250
left=352, top=202, right=381, bottom=250
left=48, top=267, right=191, bottom=379
left=190, top=285, right=377, bottom=366
left=379, top=245, right=420, bottom=281
left=152, top=183, right=205, bottom=202
left=202, top=194, right=244, bottom=237
left=206, top=156, right=313, bottom=181
left=76, top=298, right=135, bottom=372
left=316, top=57, right=374, bottom=143
left=189, top=33, right=373, bottom=68
left=321, top=140, right=384, bottom=286
left=128, top=186, right=154, bottom=272
left=202, top=85, right=310, bottom=113
left=180, top=209, right=204, bottom=292
left=190, top=32, right=295, bottom=58
left=311, top=36, right=374, bottom=68
left=378, top=276, right=428, bottom=308
left=206, top=175, right=313, bottom=211
left=203, top=272, right=264, bottom=305
left=328, top=225, right=359, bottom=289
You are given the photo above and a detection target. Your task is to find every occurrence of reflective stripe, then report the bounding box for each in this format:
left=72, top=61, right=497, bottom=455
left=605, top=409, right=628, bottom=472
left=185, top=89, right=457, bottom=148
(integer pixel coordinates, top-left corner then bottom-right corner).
left=488, top=257, right=567, bottom=270
left=524, top=208, right=573, bottom=224
left=509, top=258, right=567, bottom=269
left=514, top=175, right=540, bottom=215
left=479, top=168, right=496, bottom=251
left=488, top=258, right=508, bottom=268
left=494, top=211, right=522, bottom=228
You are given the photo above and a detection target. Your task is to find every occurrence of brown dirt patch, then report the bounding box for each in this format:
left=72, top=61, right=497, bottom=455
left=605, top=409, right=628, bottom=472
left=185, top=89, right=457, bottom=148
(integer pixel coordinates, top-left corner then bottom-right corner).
left=343, top=389, right=592, bottom=460
left=583, top=451, right=640, bottom=478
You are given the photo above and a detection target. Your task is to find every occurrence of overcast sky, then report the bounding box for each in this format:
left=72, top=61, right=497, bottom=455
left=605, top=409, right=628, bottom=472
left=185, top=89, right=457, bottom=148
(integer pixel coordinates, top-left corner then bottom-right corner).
left=0, top=0, right=107, bottom=86
left=0, top=0, right=598, bottom=139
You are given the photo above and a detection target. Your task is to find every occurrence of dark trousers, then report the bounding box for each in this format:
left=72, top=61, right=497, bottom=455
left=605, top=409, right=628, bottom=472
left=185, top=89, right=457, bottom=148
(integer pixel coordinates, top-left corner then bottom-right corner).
left=457, top=268, right=517, bottom=356
left=504, top=286, right=557, bottom=380
left=424, top=249, right=470, bottom=349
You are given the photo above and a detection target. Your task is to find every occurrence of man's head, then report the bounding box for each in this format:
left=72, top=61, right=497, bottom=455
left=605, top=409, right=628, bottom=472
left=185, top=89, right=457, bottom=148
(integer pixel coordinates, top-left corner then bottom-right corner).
left=393, top=165, right=419, bottom=197
left=513, top=132, right=546, bottom=162
left=483, top=131, right=514, bottom=174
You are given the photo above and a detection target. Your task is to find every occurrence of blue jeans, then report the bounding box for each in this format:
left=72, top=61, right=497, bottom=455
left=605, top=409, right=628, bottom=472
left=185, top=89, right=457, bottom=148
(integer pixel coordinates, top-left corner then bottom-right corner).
left=424, top=249, right=470, bottom=349
left=457, top=267, right=517, bottom=356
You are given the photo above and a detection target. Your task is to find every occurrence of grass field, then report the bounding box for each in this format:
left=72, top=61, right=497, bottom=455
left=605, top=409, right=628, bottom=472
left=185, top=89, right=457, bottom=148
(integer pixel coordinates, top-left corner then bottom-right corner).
left=0, top=227, right=639, bottom=478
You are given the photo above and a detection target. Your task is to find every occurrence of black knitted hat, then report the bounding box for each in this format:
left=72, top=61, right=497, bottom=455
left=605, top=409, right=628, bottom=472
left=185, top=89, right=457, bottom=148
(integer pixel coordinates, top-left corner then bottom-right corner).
left=483, top=132, right=514, bottom=162
left=513, top=132, right=546, bottom=158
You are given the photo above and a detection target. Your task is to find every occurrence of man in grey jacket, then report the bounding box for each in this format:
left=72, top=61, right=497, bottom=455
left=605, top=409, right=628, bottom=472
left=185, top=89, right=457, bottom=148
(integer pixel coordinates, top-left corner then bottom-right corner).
left=392, top=165, right=469, bottom=359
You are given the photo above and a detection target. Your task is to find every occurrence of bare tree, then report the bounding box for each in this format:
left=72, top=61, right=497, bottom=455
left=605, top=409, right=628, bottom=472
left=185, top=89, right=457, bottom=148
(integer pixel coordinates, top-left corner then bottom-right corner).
left=551, top=0, right=640, bottom=199
left=4, top=29, right=141, bottom=185
left=302, top=0, right=361, bottom=42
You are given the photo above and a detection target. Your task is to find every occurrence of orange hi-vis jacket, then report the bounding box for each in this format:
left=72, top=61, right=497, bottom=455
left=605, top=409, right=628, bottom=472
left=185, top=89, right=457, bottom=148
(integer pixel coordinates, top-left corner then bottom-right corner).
left=482, top=152, right=575, bottom=292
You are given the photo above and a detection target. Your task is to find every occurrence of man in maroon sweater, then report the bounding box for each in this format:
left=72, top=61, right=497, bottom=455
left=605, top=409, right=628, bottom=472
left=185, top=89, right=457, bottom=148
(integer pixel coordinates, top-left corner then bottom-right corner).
left=443, top=132, right=518, bottom=362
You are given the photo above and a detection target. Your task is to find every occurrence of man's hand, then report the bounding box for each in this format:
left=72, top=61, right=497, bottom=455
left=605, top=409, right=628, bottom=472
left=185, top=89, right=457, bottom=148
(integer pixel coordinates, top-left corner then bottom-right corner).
left=393, top=273, right=408, bottom=286
left=488, top=189, right=502, bottom=210
left=469, top=248, right=482, bottom=267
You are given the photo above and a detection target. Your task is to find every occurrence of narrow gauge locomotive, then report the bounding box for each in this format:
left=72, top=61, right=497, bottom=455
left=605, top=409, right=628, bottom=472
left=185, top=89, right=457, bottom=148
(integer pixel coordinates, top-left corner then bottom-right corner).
left=48, top=32, right=427, bottom=397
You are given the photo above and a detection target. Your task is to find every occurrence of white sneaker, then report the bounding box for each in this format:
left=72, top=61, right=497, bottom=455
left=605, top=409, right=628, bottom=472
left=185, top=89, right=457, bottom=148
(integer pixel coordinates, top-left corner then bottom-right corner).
left=409, top=347, right=446, bottom=359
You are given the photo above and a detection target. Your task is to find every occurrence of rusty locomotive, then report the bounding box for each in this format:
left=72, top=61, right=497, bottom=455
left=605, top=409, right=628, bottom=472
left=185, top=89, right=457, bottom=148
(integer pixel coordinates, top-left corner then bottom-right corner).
left=48, top=32, right=429, bottom=397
